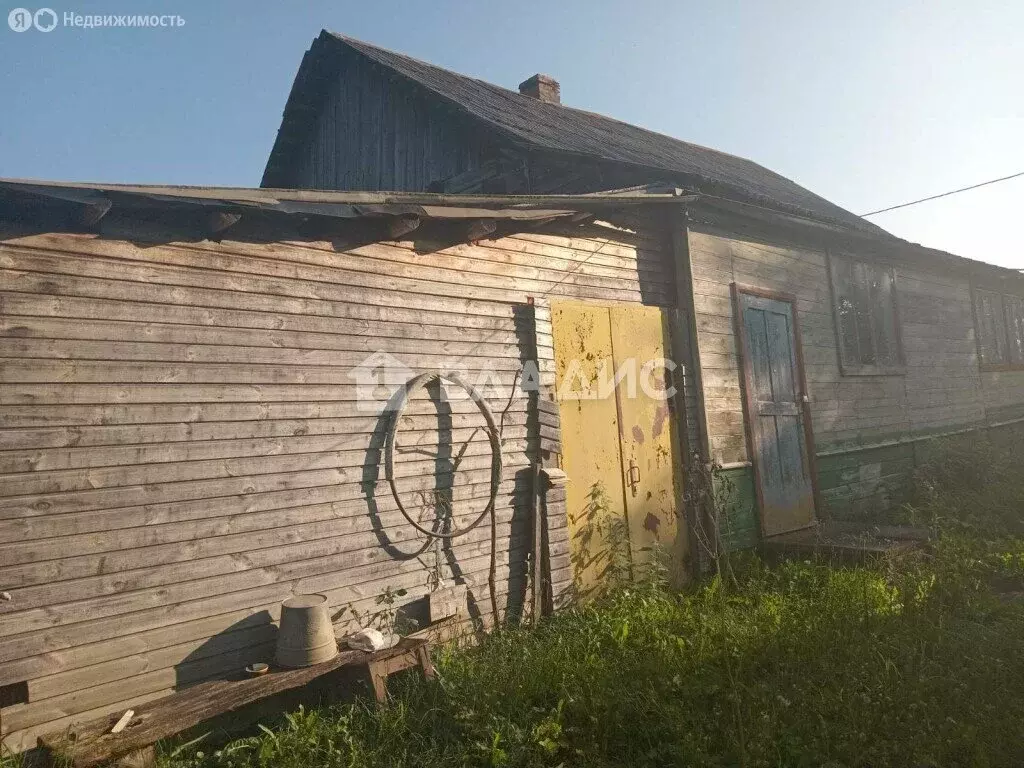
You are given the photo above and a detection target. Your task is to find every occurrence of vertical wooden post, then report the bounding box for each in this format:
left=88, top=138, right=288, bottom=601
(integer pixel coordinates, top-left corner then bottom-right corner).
left=667, top=208, right=715, bottom=574
left=530, top=460, right=543, bottom=625
left=529, top=298, right=567, bottom=613
left=415, top=644, right=435, bottom=680
left=367, top=660, right=389, bottom=704
left=539, top=467, right=568, bottom=612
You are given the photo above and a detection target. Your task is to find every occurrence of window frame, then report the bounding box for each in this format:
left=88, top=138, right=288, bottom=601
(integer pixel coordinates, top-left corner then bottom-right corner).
left=972, top=286, right=1024, bottom=372
left=827, top=253, right=906, bottom=377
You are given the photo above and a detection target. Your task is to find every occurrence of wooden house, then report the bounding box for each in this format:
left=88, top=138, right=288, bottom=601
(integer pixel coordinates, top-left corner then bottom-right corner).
left=2, top=32, right=1024, bottom=751
left=261, top=31, right=1024, bottom=540
left=0, top=181, right=692, bottom=750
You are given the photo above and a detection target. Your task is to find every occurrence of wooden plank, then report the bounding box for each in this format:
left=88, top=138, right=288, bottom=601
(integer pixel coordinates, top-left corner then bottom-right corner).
left=0, top=381, right=527, bottom=407
left=37, top=638, right=429, bottom=768
left=0, top=410, right=530, bottom=451
left=4, top=552, right=535, bottom=695
left=2, top=553, right=564, bottom=723
left=0, top=491, right=527, bottom=595
left=0, top=402, right=529, bottom=430
left=0, top=453, right=526, bottom=520
left=0, top=465, right=518, bottom=541
left=0, top=482, right=522, bottom=572
left=0, top=220, right=678, bottom=747
left=0, top=358, right=528, bottom=384
left=0, top=316, right=530, bottom=357
left=0, top=424, right=526, bottom=474
left=0, top=534, right=544, bottom=670
left=0, top=271, right=523, bottom=328
left=0, top=242, right=645, bottom=309
left=0, top=292, right=525, bottom=340
left=0, top=434, right=526, bottom=497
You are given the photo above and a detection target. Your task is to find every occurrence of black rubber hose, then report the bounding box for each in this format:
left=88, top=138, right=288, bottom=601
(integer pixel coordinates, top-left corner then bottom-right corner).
left=383, top=371, right=503, bottom=540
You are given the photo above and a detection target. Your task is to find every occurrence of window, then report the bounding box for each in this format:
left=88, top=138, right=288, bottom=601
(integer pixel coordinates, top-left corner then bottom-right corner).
left=1004, top=295, right=1024, bottom=365
left=974, top=289, right=1024, bottom=369
left=829, top=255, right=904, bottom=374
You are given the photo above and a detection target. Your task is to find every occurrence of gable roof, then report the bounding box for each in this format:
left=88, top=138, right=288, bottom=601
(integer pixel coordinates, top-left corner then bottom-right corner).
left=264, top=31, right=887, bottom=236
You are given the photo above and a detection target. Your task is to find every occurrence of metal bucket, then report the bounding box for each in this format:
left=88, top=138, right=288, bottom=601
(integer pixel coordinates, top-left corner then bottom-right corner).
left=275, top=593, right=339, bottom=668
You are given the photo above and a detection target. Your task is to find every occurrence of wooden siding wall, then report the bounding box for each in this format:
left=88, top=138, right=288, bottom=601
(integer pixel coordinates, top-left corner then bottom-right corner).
left=288, top=51, right=497, bottom=191
left=688, top=227, right=1024, bottom=539
left=0, top=220, right=675, bottom=749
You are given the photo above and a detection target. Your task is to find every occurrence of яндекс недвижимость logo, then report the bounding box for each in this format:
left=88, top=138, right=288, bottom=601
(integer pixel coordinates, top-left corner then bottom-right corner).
left=8, top=7, right=56, bottom=31
left=8, top=9, right=184, bottom=31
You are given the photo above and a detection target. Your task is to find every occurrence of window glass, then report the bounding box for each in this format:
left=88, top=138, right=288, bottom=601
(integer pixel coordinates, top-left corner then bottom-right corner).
left=1004, top=295, right=1024, bottom=365
left=832, top=258, right=861, bottom=366
left=869, top=264, right=898, bottom=367
left=976, top=290, right=1007, bottom=366
left=830, top=256, right=902, bottom=373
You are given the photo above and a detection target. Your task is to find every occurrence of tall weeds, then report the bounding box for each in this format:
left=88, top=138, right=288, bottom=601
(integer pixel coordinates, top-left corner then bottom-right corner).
left=145, top=437, right=1024, bottom=766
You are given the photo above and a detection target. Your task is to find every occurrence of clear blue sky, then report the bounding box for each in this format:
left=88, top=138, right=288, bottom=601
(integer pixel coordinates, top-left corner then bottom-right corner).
left=2, top=0, right=1022, bottom=267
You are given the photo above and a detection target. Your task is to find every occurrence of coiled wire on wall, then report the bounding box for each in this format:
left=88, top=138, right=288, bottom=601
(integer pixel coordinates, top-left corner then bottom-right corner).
left=383, top=371, right=505, bottom=623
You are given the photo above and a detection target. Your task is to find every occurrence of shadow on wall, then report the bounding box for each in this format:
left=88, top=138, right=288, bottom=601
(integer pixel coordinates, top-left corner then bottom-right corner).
left=167, top=304, right=543, bottom=704
left=170, top=610, right=367, bottom=744
left=355, top=303, right=543, bottom=630
left=173, top=610, right=278, bottom=691
left=568, top=219, right=676, bottom=308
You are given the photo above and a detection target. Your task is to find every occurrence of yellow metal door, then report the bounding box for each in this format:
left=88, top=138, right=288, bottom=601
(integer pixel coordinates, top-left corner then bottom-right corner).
left=609, top=306, right=687, bottom=581
left=552, top=302, right=686, bottom=592
left=551, top=303, right=627, bottom=593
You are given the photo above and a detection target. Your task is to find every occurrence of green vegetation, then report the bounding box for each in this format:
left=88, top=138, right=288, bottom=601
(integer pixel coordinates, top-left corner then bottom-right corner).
left=151, top=436, right=1024, bottom=768
left=155, top=549, right=1024, bottom=768
left=7, top=438, right=1021, bottom=768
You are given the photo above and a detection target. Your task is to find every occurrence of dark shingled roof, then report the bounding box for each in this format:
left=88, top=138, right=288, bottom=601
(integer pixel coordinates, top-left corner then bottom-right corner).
left=265, top=31, right=887, bottom=235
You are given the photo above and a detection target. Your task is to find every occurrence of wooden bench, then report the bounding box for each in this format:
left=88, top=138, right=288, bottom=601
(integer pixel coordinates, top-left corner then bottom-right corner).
left=38, top=637, right=435, bottom=768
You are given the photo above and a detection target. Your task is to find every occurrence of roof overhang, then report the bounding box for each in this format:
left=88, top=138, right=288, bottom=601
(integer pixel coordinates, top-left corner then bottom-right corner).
left=0, top=178, right=1018, bottom=287
left=0, top=178, right=696, bottom=245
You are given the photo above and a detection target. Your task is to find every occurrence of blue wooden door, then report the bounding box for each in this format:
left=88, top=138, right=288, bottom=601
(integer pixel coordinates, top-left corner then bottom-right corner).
left=736, top=292, right=816, bottom=536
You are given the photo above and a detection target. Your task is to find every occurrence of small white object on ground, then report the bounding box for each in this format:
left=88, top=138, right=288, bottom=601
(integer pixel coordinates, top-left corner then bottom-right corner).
left=346, top=628, right=400, bottom=652
left=110, top=709, right=135, bottom=734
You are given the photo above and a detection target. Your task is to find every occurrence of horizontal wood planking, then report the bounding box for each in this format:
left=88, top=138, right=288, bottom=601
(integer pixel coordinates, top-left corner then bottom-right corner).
left=2, top=548, right=569, bottom=737
left=0, top=222, right=670, bottom=747
left=0, top=410, right=530, bottom=452
left=3, top=554, right=563, bottom=738
left=0, top=231, right=665, bottom=310
left=0, top=485, right=530, bottom=592
left=688, top=226, right=1024, bottom=526
left=690, top=230, right=988, bottom=462
left=0, top=524, right=558, bottom=667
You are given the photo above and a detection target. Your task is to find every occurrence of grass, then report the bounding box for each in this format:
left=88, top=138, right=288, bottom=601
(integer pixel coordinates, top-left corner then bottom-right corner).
left=155, top=436, right=1024, bottom=767
left=153, top=551, right=1024, bottom=768
left=8, top=438, right=1024, bottom=768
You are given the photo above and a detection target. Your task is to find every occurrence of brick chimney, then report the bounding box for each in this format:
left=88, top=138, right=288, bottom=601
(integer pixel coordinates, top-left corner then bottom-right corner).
left=518, top=74, right=560, bottom=104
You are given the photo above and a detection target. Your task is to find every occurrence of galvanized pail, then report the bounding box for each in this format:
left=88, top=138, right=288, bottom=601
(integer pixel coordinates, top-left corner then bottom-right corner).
left=275, top=593, right=339, bottom=668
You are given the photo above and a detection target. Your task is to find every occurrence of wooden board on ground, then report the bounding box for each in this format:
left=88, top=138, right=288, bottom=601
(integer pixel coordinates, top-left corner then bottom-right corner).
left=38, top=638, right=434, bottom=768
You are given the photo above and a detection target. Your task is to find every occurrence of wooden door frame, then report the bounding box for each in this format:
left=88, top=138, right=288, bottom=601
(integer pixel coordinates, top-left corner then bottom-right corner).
left=730, top=283, right=822, bottom=539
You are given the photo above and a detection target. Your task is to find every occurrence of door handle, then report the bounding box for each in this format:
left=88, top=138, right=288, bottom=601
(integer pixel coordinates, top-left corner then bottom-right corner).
left=626, top=459, right=641, bottom=497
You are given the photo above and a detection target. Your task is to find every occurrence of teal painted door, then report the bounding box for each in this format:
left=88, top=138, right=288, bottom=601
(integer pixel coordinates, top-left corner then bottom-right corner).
left=736, top=292, right=815, bottom=536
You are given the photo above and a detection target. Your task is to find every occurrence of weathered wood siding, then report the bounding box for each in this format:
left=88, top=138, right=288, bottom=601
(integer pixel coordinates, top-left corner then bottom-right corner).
left=286, top=50, right=499, bottom=192
left=688, top=226, right=1024, bottom=540
left=0, top=220, right=675, bottom=749
left=272, top=48, right=680, bottom=196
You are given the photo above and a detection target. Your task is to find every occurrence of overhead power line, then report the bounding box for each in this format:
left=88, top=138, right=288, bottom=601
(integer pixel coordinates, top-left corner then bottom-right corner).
left=860, top=170, right=1024, bottom=217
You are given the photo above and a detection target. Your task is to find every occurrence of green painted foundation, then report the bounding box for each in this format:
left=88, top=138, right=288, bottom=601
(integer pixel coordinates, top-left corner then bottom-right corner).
left=816, top=443, right=916, bottom=524
left=714, top=419, right=1024, bottom=549
left=715, top=466, right=759, bottom=549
